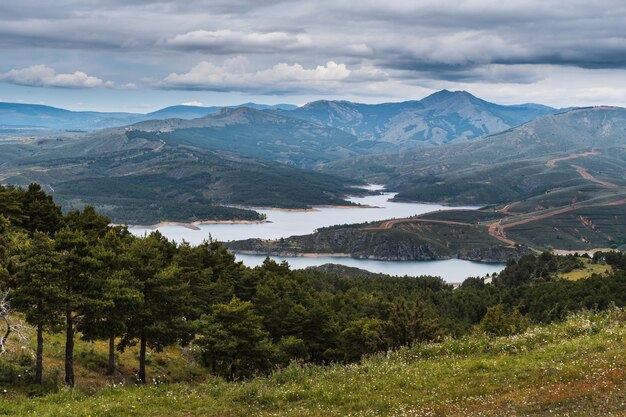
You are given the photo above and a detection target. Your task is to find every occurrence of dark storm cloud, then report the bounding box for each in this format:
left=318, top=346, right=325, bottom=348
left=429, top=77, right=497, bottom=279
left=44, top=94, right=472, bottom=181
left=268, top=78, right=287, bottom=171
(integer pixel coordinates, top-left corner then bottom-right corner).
left=1, top=0, right=626, bottom=92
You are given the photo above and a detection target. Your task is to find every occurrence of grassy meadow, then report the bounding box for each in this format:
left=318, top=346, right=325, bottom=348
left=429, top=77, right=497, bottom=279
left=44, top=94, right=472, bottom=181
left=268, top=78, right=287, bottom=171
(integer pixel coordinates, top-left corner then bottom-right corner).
left=2, top=308, right=625, bottom=417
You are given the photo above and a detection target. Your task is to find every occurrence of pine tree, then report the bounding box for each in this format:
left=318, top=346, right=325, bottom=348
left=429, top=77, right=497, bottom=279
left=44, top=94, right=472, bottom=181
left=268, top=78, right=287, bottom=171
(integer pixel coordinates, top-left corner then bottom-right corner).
left=196, top=296, right=277, bottom=379
left=79, top=228, right=141, bottom=375
left=121, top=232, right=192, bottom=383
left=11, top=232, right=64, bottom=384
left=55, top=227, right=100, bottom=387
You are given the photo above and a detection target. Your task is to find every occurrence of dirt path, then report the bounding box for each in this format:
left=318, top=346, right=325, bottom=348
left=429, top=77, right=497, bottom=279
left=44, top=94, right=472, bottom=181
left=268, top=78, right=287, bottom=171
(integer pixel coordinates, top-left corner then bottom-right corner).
left=545, top=148, right=617, bottom=189
left=571, top=165, right=617, bottom=189
left=498, top=201, right=520, bottom=216
left=361, top=218, right=471, bottom=231
left=546, top=149, right=599, bottom=168
left=487, top=220, right=517, bottom=246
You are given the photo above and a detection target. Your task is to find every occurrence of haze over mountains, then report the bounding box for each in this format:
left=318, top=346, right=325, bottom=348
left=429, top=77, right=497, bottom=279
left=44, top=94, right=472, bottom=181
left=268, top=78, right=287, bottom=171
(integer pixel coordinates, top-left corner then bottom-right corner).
left=1, top=89, right=624, bottom=233
left=0, top=90, right=559, bottom=149
left=280, top=90, right=559, bottom=148
left=0, top=101, right=297, bottom=131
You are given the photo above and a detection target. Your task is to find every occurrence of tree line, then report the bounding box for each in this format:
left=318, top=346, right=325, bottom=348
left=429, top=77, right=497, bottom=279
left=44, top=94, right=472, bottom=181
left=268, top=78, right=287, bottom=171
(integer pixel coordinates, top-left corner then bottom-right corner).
left=1, top=183, right=625, bottom=387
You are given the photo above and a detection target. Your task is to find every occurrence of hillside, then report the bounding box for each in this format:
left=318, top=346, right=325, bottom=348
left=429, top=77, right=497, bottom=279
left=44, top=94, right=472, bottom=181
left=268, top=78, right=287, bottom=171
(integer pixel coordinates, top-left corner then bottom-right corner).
left=124, top=107, right=363, bottom=167
left=325, top=107, right=626, bottom=204
left=4, top=308, right=625, bottom=417
left=0, top=127, right=359, bottom=224
left=226, top=216, right=531, bottom=262
left=281, top=90, right=558, bottom=149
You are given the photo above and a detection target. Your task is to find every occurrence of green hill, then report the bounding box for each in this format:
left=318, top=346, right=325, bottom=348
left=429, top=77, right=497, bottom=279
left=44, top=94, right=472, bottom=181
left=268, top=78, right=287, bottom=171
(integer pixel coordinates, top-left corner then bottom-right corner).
left=3, top=308, right=625, bottom=417
left=0, top=125, right=360, bottom=224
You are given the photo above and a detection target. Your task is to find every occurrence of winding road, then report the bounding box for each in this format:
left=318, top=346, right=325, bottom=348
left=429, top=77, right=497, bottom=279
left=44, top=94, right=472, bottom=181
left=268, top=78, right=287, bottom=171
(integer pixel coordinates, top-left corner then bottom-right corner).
left=362, top=148, right=623, bottom=249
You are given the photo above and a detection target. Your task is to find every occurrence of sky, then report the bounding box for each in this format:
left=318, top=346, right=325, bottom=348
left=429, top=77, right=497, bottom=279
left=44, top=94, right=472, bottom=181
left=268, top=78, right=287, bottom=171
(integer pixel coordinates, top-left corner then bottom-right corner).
left=2, top=0, right=626, bottom=112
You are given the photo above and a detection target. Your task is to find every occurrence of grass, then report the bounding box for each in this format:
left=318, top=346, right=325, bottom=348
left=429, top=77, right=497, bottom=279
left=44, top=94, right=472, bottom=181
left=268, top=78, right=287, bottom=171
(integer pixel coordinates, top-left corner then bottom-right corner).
left=0, top=316, right=210, bottom=396
left=1, top=308, right=625, bottom=416
left=558, top=258, right=613, bottom=281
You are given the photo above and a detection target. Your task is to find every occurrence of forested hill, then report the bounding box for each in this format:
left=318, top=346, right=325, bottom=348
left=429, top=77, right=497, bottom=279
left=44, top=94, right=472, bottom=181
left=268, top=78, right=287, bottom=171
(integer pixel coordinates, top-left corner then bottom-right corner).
left=1, top=185, right=625, bottom=415
left=0, top=124, right=360, bottom=224
left=121, top=106, right=363, bottom=167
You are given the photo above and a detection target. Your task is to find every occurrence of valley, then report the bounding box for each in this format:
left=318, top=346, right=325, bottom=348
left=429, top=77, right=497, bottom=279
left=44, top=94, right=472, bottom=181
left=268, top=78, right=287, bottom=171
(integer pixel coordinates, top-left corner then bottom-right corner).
left=1, top=94, right=625, bottom=265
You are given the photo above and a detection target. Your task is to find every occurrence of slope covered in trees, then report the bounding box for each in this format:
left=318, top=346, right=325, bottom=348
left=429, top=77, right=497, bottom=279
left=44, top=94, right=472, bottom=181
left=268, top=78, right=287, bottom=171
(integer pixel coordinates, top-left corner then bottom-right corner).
left=0, top=184, right=625, bottom=396
left=0, top=122, right=360, bottom=223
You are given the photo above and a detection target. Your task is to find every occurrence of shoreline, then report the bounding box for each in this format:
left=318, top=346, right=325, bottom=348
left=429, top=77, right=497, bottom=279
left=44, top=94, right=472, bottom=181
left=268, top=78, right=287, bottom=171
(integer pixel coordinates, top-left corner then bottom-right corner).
left=125, top=218, right=269, bottom=231
left=552, top=248, right=615, bottom=256
left=231, top=250, right=352, bottom=258
left=228, top=249, right=508, bottom=264
left=233, top=203, right=381, bottom=212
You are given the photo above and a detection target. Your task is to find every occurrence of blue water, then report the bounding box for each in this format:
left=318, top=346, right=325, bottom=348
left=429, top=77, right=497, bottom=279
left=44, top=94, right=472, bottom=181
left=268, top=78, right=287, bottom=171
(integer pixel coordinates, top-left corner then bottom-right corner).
left=130, top=186, right=505, bottom=281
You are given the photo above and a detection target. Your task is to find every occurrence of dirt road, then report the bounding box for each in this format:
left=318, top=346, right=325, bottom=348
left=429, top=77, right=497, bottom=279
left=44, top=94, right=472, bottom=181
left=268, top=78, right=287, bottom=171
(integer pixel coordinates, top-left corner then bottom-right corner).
left=361, top=217, right=471, bottom=231
left=546, top=149, right=599, bottom=168
left=571, top=165, right=617, bottom=189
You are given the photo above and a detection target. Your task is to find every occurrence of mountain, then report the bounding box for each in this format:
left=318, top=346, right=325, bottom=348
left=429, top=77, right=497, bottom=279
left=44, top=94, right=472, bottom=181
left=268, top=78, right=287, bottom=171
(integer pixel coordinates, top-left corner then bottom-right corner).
left=0, top=122, right=360, bottom=224
left=121, top=106, right=363, bottom=167
left=0, top=102, right=140, bottom=130
left=0, top=92, right=556, bottom=146
left=279, top=90, right=560, bottom=148
left=0, top=102, right=298, bottom=131
left=325, top=106, right=626, bottom=205
left=141, top=103, right=297, bottom=121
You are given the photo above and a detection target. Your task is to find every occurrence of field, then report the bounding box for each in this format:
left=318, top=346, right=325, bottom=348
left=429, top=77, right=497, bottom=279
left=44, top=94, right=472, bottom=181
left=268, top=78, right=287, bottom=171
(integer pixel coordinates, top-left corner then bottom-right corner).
left=2, top=309, right=625, bottom=416
left=558, top=258, right=613, bottom=280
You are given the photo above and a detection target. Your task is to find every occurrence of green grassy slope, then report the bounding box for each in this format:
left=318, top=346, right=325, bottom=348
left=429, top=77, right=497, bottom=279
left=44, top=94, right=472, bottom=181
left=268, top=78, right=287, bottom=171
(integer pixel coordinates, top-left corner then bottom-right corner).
left=3, top=309, right=625, bottom=417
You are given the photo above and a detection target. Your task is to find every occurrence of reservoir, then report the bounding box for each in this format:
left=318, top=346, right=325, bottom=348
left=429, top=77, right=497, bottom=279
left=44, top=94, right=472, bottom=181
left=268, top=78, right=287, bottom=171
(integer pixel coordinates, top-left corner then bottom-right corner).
left=130, top=187, right=506, bottom=281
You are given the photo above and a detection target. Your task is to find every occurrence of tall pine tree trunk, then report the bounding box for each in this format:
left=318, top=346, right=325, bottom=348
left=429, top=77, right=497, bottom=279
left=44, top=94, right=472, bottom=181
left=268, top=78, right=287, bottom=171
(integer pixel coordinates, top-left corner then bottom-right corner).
left=64, top=311, right=75, bottom=387
left=138, top=331, right=147, bottom=384
left=35, top=324, right=43, bottom=384
left=107, top=334, right=115, bottom=376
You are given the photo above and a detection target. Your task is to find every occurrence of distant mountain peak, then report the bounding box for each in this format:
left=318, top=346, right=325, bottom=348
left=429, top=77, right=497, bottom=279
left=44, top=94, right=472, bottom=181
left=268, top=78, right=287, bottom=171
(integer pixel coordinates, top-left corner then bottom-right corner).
left=420, top=89, right=480, bottom=104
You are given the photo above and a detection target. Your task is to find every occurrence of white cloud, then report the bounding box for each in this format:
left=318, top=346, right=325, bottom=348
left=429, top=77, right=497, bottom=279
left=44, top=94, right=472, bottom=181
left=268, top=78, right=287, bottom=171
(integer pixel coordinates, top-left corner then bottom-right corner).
left=0, top=64, right=116, bottom=89
left=181, top=100, right=205, bottom=106
left=164, top=29, right=313, bottom=53
left=160, top=57, right=388, bottom=93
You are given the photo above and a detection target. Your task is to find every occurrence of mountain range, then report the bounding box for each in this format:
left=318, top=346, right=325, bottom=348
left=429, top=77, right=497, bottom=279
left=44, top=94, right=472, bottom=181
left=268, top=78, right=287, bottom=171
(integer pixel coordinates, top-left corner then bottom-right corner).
left=0, top=102, right=297, bottom=131
left=0, top=91, right=559, bottom=151
left=325, top=106, right=626, bottom=204
left=279, top=90, right=560, bottom=149
left=3, top=90, right=623, bottom=233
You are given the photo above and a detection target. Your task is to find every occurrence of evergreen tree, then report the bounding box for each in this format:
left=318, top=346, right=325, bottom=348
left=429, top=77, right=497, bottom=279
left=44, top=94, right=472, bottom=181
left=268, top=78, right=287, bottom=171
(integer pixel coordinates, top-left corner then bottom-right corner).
left=196, top=297, right=277, bottom=379
left=21, top=184, right=64, bottom=235
left=479, top=304, right=529, bottom=336
left=339, top=317, right=386, bottom=362
left=55, top=227, right=100, bottom=387
left=79, top=229, right=141, bottom=375
left=386, top=297, right=441, bottom=348
left=122, top=232, right=192, bottom=383
left=11, top=232, right=64, bottom=384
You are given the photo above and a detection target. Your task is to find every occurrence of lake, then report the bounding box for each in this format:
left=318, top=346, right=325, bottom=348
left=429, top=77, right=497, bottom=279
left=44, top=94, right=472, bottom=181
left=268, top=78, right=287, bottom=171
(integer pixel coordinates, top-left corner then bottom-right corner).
left=129, top=186, right=505, bottom=281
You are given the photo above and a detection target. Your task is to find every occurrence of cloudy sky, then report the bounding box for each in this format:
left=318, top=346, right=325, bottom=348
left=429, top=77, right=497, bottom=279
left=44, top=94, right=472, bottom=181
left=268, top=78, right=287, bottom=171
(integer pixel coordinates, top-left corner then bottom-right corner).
left=2, top=0, right=626, bottom=112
